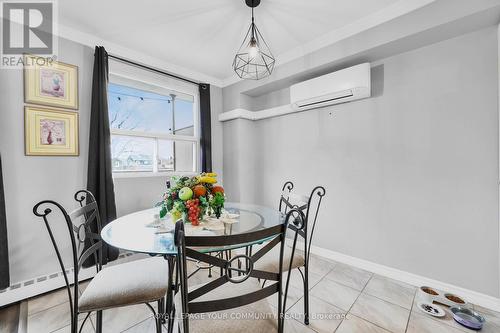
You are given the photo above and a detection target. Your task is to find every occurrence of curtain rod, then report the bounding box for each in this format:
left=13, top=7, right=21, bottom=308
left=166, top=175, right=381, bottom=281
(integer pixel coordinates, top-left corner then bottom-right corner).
left=107, top=54, right=200, bottom=86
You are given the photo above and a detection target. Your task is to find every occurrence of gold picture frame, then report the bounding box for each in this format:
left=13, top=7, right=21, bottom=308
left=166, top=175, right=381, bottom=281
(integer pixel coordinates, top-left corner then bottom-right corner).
left=24, top=55, right=79, bottom=110
left=25, top=106, right=79, bottom=156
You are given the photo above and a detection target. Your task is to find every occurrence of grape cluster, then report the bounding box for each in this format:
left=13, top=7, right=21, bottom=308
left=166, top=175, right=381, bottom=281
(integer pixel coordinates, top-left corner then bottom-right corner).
left=186, top=199, right=201, bottom=225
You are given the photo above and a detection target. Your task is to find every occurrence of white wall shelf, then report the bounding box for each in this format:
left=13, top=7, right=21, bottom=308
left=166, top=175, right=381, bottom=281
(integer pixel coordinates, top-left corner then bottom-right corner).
left=218, top=105, right=296, bottom=122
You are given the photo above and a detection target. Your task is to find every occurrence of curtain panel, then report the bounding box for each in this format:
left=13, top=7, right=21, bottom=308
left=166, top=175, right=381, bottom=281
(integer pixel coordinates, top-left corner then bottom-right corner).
left=199, top=84, right=212, bottom=172
left=85, top=46, right=119, bottom=266
left=0, top=155, right=9, bottom=289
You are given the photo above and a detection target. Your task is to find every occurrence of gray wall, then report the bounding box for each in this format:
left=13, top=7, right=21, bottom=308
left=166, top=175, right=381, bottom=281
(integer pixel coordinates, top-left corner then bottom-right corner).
left=0, top=37, right=93, bottom=283
left=114, top=177, right=167, bottom=217
left=0, top=37, right=224, bottom=284
left=222, top=119, right=258, bottom=203
left=223, top=27, right=500, bottom=297
left=210, top=86, right=224, bottom=184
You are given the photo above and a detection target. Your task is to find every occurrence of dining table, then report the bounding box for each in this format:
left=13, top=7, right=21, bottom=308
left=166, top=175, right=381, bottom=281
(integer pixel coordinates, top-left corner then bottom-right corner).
left=101, top=202, right=285, bottom=332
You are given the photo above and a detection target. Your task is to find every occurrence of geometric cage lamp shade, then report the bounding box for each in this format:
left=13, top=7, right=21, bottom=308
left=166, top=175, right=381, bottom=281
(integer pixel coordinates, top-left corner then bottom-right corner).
left=232, top=0, right=275, bottom=80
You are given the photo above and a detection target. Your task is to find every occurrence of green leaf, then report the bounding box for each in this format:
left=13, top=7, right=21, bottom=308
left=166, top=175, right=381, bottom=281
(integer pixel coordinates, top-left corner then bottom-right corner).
left=159, top=206, right=167, bottom=218
left=166, top=197, right=174, bottom=211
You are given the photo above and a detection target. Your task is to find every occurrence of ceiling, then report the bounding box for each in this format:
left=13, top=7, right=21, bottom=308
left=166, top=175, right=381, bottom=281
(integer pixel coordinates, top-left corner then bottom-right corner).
left=59, top=0, right=414, bottom=83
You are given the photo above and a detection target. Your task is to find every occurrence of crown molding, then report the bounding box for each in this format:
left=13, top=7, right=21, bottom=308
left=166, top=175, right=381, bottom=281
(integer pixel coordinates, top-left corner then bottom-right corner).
left=220, top=0, right=437, bottom=87
left=56, top=24, right=224, bottom=87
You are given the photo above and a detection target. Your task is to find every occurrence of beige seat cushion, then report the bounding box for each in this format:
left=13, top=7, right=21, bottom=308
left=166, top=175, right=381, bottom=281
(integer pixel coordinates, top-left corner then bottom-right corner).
left=79, top=257, right=169, bottom=312
left=254, top=244, right=305, bottom=274
left=175, top=279, right=280, bottom=333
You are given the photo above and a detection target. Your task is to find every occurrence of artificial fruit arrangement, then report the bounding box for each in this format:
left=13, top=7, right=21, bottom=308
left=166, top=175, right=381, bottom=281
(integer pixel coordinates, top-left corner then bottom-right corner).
left=159, top=173, right=225, bottom=226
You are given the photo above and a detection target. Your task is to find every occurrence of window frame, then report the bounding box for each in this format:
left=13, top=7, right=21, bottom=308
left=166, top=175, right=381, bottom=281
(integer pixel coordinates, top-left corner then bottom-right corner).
left=108, top=70, right=200, bottom=178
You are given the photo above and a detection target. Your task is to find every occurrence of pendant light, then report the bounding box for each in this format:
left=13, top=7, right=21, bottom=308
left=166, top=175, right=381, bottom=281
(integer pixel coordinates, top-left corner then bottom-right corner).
left=233, top=0, right=275, bottom=80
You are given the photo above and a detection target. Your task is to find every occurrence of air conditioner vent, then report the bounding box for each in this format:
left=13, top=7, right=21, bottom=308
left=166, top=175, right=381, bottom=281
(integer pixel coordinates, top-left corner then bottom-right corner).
left=295, top=90, right=354, bottom=109
left=290, top=63, right=371, bottom=111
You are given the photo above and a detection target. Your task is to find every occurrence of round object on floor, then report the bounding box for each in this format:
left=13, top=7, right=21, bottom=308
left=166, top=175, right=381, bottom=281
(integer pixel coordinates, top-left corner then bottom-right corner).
left=450, top=306, right=485, bottom=330
left=417, top=302, right=446, bottom=317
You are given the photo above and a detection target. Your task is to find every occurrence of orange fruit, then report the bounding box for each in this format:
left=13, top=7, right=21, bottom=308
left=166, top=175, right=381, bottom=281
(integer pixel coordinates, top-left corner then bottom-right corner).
left=193, top=185, right=207, bottom=197
left=212, top=186, right=224, bottom=195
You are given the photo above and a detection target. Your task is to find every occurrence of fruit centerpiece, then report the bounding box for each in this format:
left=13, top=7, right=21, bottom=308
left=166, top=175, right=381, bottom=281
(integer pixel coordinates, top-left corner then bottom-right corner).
left=159, top=173, right=225, bottom=226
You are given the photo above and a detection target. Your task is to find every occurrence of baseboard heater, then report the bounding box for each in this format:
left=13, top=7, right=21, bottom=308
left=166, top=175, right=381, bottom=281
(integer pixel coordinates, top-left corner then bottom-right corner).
left=0, top=252, right=137, bottom=307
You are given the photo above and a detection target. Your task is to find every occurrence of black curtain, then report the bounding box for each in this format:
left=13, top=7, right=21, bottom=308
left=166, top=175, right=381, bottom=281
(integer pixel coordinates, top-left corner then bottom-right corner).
left=85, top=46, right=119, bottom=266
left=199, top=84, right=212, bottom=172
left=0, top=155, right=9, bottom=289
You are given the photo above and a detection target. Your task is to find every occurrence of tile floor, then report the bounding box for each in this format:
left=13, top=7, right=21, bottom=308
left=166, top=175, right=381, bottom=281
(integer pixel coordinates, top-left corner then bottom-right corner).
left=6, top=254, right=500, bottom=333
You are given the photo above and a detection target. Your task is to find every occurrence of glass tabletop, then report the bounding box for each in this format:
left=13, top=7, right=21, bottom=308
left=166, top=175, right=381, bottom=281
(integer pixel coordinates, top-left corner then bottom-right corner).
left=101, top=202, right=285, bottom=256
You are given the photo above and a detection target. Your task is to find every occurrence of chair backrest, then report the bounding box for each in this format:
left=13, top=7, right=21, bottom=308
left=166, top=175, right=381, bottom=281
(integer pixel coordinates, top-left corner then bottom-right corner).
left=278, top=181, right=294, bottom=214
left=174, top=213, right=297, bottom=333
left=33, top=190, right=103, bottom=332
left=278, top=181, right=326, bottom=262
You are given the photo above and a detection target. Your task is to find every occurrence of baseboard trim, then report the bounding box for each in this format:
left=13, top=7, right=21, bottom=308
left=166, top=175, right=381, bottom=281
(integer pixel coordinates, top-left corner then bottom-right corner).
left=302, top=242, right=500, bottom=312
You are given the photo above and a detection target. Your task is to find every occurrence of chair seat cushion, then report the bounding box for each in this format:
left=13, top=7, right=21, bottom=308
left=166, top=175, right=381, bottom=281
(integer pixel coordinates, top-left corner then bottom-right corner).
left=254, top=244, right=305, bottom=274
left=79, top=257, right=169, bottom=312
left=175, top=279, right=280, bottom=333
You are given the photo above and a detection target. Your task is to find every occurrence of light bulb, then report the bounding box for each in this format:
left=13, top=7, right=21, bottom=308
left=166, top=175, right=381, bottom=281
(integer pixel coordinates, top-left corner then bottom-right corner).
left=248, top=37, right=259, bottom=59
left=249, top=45, right=259, bottom=58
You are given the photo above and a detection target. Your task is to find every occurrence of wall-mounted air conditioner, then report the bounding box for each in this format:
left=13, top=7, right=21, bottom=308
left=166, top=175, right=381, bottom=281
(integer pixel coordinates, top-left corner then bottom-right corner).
left=290, top=63, right=371, bottom=111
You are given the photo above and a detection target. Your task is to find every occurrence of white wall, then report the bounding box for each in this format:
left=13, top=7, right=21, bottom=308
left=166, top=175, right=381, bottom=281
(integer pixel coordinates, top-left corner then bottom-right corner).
left=223, top=27, right=500, bottom=297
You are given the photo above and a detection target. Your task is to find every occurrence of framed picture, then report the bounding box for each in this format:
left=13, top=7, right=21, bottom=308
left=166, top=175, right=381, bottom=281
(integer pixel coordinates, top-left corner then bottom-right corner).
left=25, top=106, right=79, bottom=156
left=24, top=55, right=79, bottom=109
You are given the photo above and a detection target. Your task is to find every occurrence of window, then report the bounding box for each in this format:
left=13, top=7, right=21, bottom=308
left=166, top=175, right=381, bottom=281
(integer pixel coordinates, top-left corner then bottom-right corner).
left=108, top=74, right=199, bottom=175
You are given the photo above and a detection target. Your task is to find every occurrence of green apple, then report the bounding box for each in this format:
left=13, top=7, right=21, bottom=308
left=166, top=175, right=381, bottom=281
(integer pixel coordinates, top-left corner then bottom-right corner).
left=178, top=187, right=193, bottom=201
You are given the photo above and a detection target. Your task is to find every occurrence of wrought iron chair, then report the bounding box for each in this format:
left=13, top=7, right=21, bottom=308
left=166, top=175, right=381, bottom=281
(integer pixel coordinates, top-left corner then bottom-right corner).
left=255, top=181, right=326, bottom=325
left=33, top=190, right=169, bottom=333
left=173, top=208, right=303, bottom=333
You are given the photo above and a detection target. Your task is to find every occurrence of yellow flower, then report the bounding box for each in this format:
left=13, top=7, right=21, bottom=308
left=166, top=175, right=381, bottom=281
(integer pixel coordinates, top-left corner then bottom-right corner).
left=171, top=210, right=182, bottom=222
